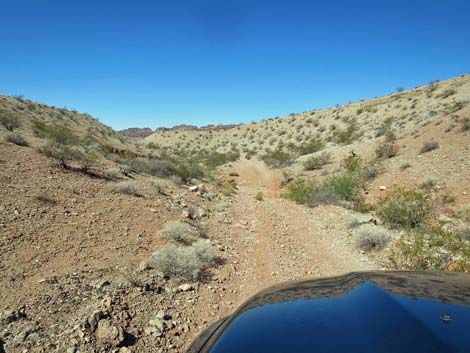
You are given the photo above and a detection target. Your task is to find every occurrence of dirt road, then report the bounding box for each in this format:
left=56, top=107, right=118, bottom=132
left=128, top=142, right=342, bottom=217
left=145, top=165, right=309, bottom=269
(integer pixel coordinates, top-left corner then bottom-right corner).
left=190, top=160, right=377, bottom=339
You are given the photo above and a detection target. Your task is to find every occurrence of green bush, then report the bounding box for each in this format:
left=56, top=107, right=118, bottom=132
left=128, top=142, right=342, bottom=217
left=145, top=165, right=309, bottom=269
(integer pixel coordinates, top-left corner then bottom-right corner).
left=174, top=163, right=204, bottom=183
left=289, top=138, right=324, bottom=156
left=303, top=152, right=332, bottom=171
left=282, top=179, right=315, bottom=204
left=307, top=186, right=342, bottom=208
left=323, top=174, right=364, bottom=204
left=260, top=148, right=294, bottom=168
left=341, top=155, right=363, bottom=173
left=390, top=228, right=470, bottom=271
left=205, top=151, right=240, bottom=169
left=38, top=143, right=89, bottom=169
left=377, top=189, right=431, bottom=228
left=0, top=112, right=20, bottom=131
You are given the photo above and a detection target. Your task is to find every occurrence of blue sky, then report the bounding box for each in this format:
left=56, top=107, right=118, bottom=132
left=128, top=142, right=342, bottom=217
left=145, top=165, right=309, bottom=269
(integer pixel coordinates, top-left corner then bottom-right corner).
left=1, top=0, right=469, bottom=130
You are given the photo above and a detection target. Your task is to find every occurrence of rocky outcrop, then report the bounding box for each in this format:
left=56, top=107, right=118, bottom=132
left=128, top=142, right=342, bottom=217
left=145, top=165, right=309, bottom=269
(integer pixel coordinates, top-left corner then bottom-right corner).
left=119, top=127, right=153, bottom=138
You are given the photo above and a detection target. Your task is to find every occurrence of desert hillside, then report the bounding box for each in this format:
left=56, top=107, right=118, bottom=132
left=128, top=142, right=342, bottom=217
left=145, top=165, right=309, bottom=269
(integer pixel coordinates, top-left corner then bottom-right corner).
left=1, top=75, right=469, bottom=353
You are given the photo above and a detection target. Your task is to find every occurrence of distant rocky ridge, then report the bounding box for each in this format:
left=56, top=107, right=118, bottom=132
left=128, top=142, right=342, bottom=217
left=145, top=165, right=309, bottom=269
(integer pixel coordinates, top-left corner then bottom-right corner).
left=119, top=127, right=153, bottom=138
left=121, top=123, right=241, bottom=137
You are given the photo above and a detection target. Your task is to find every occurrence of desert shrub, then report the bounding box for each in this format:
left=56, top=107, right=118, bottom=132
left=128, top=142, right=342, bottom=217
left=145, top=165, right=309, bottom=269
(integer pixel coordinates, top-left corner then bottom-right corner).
left=461, top=117, right=470, bottom=131
left=307, top=186, right=342, bottom=208
left=174, top=163, right=204, bottom=183
left=419, top=176, right=437, bottom=190
left=46, top=125, right=79, bottom=146
left=460, top=228, right=470, bottom=241
left=5, top=134, right=29, bottom=146
left=354, top=225, right=390, bottom=251
left=290, top=138, right=324, bottom=156
left=442, top=194, right=456, bottom=204
left=362, top=160, right=382, bottom=180
left=152, top=179, right=168, bottom=195
left=110, top=182, right=141, bottom=197
left=303, top=152, right=332, bottom=171
left=205, top=151, right=240, bottom=169
left=35, top=193, right=57, bottom=204
left=0, top=113, right=20, bottom=131
left=399, top=160, right=411, bottom=170
left=38, top=143, right=89, bottom=169
left=436, top=88, right=456, bottom=99
left=390, top=228, right=470, bottom=271
left=420, top=141, right=439, bottom=154
left=333, top=118, right=361, bottom=145
left=160, top=221, right=200, bottom=244
left=222, top=179, right=237, bottom=196
left=282, top=179, right=315, bottom=204
left=306, top=173, right=363, bottom=208
left=375, top=143, right=399, bottom=159
left=459, top=205, right=470, bottom=221
left=260, top=148, right=294, bottom=168
left=151, top=245, right=203, bottom=281
left=377, top=189, right=431, bottom=228
left=341, top=155, right=363, bottom=173
left=192, top=239, right=215, bottom=264
left=323, top=173, right=364, bottom=204
left=131, top=158, right=175, bottom=177
left=255, top=191, right=264, bottom=201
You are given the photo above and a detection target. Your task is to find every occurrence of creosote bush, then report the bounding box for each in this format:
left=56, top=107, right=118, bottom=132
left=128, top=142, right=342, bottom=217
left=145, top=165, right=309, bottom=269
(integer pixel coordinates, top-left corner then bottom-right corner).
left=376, top=189, right=431, bottom=228
left=160, top=221, right=200, bottom=245
left=354, top=225, right=390, bottom=251
left=303, top=152, right=332, bottom=171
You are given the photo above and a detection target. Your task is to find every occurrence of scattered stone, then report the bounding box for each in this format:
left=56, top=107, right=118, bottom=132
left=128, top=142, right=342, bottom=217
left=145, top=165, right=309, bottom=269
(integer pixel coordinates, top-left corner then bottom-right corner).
left=437, top=215, right=453, bottom=223
left=0, top=309, right=26, bottom=324
left=177, top=284, right=194, bottom=292
left=95, top=319, right=124, bottom=348
left=379, top=186, right=387, bottom=191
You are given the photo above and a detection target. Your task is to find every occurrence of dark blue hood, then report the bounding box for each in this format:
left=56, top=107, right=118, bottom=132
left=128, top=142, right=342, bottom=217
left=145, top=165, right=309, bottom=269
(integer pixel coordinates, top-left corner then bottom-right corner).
left=189, top=271, right=470, bottom=353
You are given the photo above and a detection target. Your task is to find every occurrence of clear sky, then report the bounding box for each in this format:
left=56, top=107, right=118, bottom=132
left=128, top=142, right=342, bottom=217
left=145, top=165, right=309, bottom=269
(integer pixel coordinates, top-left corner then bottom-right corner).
left=1, top=0, right=469, bottom=130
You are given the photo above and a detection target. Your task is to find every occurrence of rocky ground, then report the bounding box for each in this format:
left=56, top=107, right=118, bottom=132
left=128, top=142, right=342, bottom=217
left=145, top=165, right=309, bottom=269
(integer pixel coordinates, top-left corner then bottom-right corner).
left=0, top=143, right=378, bottom=353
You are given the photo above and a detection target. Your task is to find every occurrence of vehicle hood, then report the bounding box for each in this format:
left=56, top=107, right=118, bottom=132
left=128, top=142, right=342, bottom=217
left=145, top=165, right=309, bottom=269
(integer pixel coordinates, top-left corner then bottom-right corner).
left=201, top=271, right=470, bottom=353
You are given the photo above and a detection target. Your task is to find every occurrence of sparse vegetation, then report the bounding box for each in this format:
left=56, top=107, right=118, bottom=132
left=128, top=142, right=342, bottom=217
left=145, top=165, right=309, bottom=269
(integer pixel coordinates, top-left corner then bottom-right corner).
left=375, top=143, right=399, bottom=159
left=390, top=228, right=470, bottom=271
left=5, top=134, right=29, bottom=146
left=354, top=225, right=390, bottom=251
left=110, top=182, right=141, bottom=197
left=160, top=221, right=200, bottom=244
left=377, top=189, right=431, bottom=228
left=419, top=176, right=437, bottom=190
left=420, top=141, right=439, bottom=154
left=399, top=160, right=411, bottom=170
left=0, top=112, right=20, bottom=131
left=459, top=205, right=470, bottom=221
left=303, top=152, right=332, bottom=171
left=255, top=191, right=264, bottom=201
left=151, top=245, right=204, bottom=281
left=260, top=148, right=294, bottom=168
